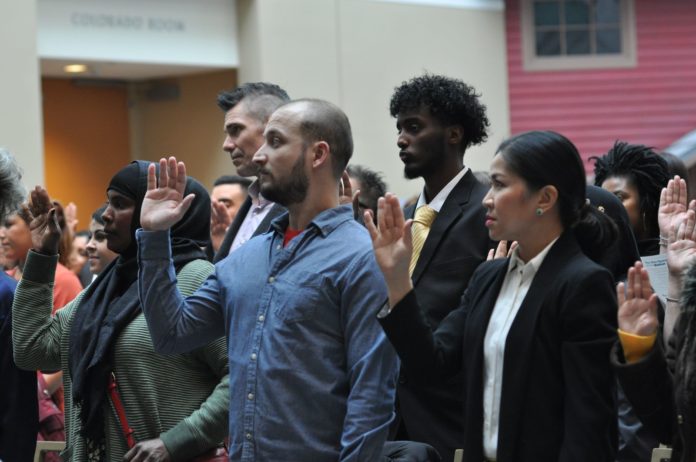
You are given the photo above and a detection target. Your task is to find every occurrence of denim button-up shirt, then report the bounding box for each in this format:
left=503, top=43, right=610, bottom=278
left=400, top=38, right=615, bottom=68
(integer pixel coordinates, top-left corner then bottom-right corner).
left=137, top=205, right=398, bottom=461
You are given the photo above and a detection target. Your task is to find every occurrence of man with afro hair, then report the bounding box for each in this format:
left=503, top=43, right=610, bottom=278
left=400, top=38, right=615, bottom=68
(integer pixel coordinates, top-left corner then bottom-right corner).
left=387, top=74, right=494, bottom=460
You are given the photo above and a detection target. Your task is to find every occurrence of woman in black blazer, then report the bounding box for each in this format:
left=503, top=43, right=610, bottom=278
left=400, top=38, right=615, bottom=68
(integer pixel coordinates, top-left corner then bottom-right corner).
left=367, top=131, right=619, bottom=462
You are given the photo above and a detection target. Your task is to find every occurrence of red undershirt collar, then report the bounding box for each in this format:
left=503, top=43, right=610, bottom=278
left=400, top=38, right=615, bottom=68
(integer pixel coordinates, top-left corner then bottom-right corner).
left=283, top=228, right=302, bottom=247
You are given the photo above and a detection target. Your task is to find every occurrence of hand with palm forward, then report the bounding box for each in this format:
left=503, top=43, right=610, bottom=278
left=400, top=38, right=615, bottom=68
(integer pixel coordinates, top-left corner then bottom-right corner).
left=658, top=175, right=696, bottom=248
left=210, top=199, right=231, bottom=251
left=667, top=209, right=696, bottom=278
left=140, top=157, right=196, bottom=231
left=339, top=171, right=363, bottom=220
left=27, top=186, right=62, bottom=255
left=364, top=193, right=414, bottom=306
left=617, top=261, right=659, bottom=337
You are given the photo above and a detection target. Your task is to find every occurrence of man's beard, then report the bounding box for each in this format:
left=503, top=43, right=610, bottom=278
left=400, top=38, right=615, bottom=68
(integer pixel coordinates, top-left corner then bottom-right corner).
left=404, top=163, right=424, bottom=180
left=402, top=137, right=449, bottom=180
left=403, top=154, right=442, bottom=180
left=260, top=154, right=309, bottom=206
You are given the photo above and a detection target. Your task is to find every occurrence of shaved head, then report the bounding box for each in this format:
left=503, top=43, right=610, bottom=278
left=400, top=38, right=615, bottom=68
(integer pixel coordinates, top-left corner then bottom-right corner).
left=277, top=99, right=353, bottom=179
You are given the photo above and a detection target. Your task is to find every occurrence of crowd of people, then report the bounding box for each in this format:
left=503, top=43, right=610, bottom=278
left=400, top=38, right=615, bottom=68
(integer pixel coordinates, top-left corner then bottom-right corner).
left=0, top=74, right=694, bottom=462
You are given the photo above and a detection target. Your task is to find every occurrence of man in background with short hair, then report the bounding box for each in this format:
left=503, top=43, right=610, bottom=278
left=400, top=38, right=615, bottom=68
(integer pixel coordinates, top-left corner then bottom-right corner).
left=346, top=164, right=387, bottom=221
left=210, top=174, right=251, bottom=254
left=212, top=82, right=290, bottom=262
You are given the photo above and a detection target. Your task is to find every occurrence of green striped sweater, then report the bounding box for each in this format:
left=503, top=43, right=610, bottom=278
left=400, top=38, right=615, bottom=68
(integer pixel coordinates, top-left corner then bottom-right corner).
left=12, top=251, right=229, bottom=462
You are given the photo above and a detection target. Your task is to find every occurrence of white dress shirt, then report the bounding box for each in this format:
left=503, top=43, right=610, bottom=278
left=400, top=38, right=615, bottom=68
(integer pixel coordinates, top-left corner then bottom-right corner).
left=415, top=167, right=469, bottom=212
left=229, top=180, right=275, bottom=254
left=482, top=237, right=558, bottom=460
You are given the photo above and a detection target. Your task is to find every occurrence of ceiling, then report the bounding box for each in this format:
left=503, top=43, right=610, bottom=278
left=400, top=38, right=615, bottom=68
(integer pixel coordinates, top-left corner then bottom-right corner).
left=41, top=58, right=234, bottom=81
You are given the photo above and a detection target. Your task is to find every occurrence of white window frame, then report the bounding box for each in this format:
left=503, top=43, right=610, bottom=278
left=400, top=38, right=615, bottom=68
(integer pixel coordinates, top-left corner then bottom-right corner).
left=520, top=0, right=637, bottom=71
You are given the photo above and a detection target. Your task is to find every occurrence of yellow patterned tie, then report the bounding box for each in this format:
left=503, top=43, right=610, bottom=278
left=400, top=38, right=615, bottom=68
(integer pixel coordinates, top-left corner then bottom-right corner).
left=409, top=205, right=438, bottom=276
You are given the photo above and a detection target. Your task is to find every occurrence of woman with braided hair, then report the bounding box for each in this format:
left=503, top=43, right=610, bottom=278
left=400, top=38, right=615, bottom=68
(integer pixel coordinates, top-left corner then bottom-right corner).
left=613, top=207, right=696, bottom=462
left=592, top=141, right=670, bottom=256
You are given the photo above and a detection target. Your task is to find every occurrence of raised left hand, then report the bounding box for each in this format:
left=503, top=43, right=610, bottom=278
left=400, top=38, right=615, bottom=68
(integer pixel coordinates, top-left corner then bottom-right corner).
left=140, top=157, right=196, bottom=231
left=487, top=240, right=517, bottom=261
left=123, top=438, right=171, bottom=462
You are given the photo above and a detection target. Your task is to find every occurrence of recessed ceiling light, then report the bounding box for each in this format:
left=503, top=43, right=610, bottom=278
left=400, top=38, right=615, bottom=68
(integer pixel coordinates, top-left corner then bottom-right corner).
left=63, top=64, right=88, bottom=74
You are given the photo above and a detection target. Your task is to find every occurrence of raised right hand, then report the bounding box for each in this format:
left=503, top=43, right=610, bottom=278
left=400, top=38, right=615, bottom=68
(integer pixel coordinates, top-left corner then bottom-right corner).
left=140, top=157, right=195, bottom=231
left=210, top=200, right=231, bottom=252
left=617, top=261, right=659, bottom=336
left=64, top=201, right=79, bottom=236
left=667, top=208, right=696, bottom=278
left=658, top=175, right=696, bottom=246
left=364, top=193, right=413, bottom=306
left=27, top=186, right=61, bottom=255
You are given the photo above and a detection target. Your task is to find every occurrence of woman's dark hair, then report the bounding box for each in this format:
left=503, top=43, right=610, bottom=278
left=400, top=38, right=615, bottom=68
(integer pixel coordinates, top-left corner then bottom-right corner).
left=91, top=203, right=108, bottom=225
left=586, top=185, right=640, bottom=281
left=498, top=130, right=617, bottom=263
left=591, top=141, right=669, bottom=239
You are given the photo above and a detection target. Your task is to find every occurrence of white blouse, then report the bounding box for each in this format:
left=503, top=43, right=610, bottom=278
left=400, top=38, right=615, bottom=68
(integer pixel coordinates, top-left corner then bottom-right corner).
left=482, top=237, right=558, bottom=460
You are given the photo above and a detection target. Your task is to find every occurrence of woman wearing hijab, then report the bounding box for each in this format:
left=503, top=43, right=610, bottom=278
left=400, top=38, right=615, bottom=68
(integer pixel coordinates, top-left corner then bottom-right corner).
left=13, top=161, right=229, bottom=461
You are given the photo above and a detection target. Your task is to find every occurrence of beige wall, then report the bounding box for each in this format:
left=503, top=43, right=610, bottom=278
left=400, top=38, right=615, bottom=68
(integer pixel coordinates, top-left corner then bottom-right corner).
left=238, top=0, right=509, bottom=198
left=128, top=70, right=238, bottom=190
left=0, top=0, right=44, bottom=190
left=35, top=0, right=509, bottom=201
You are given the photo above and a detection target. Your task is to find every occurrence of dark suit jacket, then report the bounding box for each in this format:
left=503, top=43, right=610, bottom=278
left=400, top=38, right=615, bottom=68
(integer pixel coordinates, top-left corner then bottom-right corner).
left=212, top=196, right=286, bottom=263
left=396, top=170, right=492, bottom=460
left=381, top=231, right=618, bottom=462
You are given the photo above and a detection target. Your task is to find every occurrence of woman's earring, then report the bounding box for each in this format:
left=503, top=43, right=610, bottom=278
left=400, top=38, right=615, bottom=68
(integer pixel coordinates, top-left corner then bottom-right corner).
left=535, top=208, right=543, bottom=216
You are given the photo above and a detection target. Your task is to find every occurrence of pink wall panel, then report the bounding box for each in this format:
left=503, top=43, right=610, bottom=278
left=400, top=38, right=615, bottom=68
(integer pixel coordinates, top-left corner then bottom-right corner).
left=506, top=0, right=696, bottom=172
